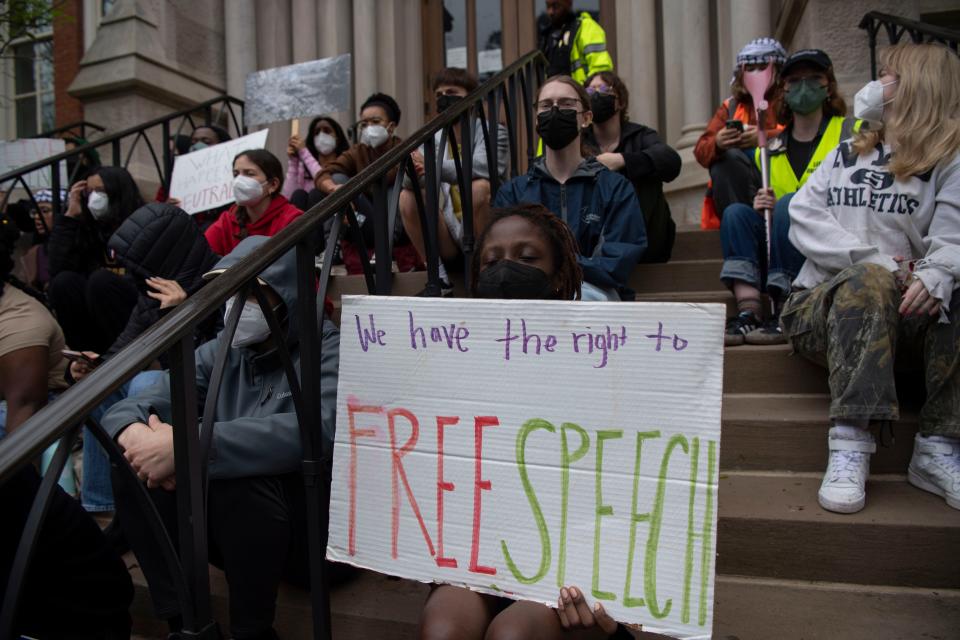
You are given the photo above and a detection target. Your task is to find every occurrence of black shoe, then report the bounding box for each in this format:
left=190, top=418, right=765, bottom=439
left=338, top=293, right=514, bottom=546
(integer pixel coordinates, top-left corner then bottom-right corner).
left=725, top=311, right=760, bottom=346
left=745, top=318, right=786, bottom=345
left=417, top=279, right=453, bottom=297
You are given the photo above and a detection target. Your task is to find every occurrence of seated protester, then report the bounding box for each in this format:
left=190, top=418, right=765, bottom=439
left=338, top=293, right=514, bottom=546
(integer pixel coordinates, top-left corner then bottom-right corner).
left=23, top=188, right=66, bottom=290
left=315, top=92, right=421, bottom=273
left=583, top=70, right=681, bottom=262
left=781, top=43, right=960, bottom=514
left=204, top=149, right=303, bottom=256
left=493, top=75, right=646, bottom=300
left=47, top=166, right=143, bottom=353
left=722, top=49, right=861, bottom=346
left=694, top=37, right=786, bottom=229
left=0, top=219, right=133, bottom=636
left=399, top=67, right=510, bottom=295
left=68, top=203, right=221, bottom=513
left=103, top=235, right=340, bottom=639
left=284, top=115, right=350, bottom=212
left=420, top=203, right=634, bottom=640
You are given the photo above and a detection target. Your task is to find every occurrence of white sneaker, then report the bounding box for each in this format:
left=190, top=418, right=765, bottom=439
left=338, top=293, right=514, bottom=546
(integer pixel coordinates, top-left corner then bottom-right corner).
left=818, top=426, right=876, bottom=513
left=908, top=434, right=960, bottom=510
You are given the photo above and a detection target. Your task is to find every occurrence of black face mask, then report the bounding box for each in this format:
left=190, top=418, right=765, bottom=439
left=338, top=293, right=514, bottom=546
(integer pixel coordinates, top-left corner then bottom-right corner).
left=589, top=93, right=617, bottom=124
left=536, top=107, right=580, bottom=150
left=436, top=94, right=462, bottom=113
left=475, top=260, right=555, bottom=300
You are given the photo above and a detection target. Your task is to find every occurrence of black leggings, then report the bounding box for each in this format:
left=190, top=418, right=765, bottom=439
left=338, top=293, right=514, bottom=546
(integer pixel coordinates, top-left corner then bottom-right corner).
left=112, top=470, right=310, bottom=639
left=47, top=269, right=138, bottom=353
left=709, top=149, right=761, bottom=217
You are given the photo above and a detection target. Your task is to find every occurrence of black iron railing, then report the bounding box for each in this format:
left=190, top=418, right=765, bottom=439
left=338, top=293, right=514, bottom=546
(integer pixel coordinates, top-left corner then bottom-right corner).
left=0, top=96, right=245, bottom=227
left=859, top=11, right=960, bottom=78
left=0, top=49, right=546, bottom=640
left=33, top=120, right=107, bottom=141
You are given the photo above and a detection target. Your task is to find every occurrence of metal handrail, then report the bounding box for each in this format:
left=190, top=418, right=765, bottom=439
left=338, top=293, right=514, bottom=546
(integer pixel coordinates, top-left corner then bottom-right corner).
left=859, top=11, right=960, bottom=78
left=32, top=120, right=107, bottom=140
left=0, top=49, right=547, bottom=640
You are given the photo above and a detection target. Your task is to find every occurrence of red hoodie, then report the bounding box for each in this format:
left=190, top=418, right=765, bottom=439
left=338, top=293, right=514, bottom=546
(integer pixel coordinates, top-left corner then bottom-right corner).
left=204, top=195, right=303, bottom=256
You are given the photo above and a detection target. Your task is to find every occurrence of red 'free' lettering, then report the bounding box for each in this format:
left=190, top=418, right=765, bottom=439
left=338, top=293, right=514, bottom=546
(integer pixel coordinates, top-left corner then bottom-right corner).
left=388, top=408, right=436, bottom=559
left=347, top=399, right=382, bottom=556
left=470, top=416, right=499, bottom=575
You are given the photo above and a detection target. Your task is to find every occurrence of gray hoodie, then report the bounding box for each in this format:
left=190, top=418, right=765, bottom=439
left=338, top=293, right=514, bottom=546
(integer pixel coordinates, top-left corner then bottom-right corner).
left=101, top=235, right=340, bottom=479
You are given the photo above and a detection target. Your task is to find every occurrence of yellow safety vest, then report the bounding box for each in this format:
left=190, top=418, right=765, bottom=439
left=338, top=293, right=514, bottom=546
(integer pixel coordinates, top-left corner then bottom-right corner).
left=755, top=115, right=861, bottom=199
left=569, top=12, right=613, bottom=84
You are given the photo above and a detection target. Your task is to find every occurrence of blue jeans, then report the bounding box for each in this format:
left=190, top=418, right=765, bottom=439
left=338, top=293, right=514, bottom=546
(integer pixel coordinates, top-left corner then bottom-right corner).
left=83, top=370, right=165, bottom=512
left=719, top=192, right=806, bottom=301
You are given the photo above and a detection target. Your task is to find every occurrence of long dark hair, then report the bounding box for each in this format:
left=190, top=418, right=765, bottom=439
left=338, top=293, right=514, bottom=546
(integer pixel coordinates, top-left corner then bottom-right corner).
left=471, top=204, right=583, bottom=301
left=305, top=116, right=350, bottom=163
left=89, top=166, right=145, bottom=227
left=232, top=149, right=285, bottom=241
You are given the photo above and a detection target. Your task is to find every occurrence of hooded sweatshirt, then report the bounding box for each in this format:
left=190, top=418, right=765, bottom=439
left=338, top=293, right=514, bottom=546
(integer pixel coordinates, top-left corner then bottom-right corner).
left=101, top=235, right=341, bottom=479
left=204, top=194, right=303, bottom=256
left=788, top=141, right=960, bottom=321
left=106, top=203, right=220, bottom=359
left=493, top=156, right=647, bottom=292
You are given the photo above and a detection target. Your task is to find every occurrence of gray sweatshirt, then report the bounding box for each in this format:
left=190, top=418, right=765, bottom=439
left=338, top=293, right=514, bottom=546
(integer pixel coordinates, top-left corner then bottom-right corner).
left=788, top=141, right=960, bottom=321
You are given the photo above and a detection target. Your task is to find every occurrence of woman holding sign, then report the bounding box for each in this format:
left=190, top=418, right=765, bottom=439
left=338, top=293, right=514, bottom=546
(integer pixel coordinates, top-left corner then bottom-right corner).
left=284, top=115, right=349, bottom=212
left=418, top=204, right=634, bottom=640
left=204, top=149, right=304, bottom=256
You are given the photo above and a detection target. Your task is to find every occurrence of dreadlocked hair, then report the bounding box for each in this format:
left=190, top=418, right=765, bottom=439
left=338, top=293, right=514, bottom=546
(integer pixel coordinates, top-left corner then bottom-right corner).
left=0, top=216, right=46, bottom=305
left=471, top=203, right=583, bottom=300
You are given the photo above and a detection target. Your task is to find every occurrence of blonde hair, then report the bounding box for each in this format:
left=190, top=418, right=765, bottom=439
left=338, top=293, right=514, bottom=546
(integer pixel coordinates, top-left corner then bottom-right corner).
left=853, top=43, right=960, bottom=179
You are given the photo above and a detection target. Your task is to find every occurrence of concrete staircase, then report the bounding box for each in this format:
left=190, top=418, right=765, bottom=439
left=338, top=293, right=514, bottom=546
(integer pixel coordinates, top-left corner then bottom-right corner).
left=130, top=228, right=960, bottom=639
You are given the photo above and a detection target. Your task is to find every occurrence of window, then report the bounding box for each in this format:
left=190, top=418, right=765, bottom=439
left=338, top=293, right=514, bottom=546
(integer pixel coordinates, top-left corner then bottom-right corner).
left=12, top=38, right=55, bottom=138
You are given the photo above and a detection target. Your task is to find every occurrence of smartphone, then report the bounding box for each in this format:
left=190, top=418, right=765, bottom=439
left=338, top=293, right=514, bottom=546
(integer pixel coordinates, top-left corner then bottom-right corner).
left=725, top=120, right=744, bottom=132
left=62, top=350, right=101, bottom=367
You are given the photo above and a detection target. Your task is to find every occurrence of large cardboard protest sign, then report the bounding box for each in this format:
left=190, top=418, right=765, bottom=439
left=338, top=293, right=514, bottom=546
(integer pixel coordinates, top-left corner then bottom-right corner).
left=0, top=139, right=67, bottom=190
left=168, top=130, right=269, bottom=214
left=244, top=54, right=352, bottom=127
left=327, top=297, right=724, bottom=639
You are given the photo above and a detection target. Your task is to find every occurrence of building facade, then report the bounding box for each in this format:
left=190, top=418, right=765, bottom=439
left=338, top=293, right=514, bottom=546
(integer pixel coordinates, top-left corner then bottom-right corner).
left=3, top=0, right=957, bottom=223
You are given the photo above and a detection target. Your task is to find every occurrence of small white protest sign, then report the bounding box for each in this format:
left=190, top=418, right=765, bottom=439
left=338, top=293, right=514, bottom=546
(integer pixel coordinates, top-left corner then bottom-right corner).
left=168, top=130, right=268, bottom=214
left=0, top=139, right=68, bottom=190
left=244, top=54, right=352, bottom=127
left=327, top=297, right=724, bottom=640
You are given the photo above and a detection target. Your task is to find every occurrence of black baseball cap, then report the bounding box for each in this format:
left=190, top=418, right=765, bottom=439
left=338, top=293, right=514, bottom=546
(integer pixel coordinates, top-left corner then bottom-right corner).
left=782, top=49, right=833, bottom=76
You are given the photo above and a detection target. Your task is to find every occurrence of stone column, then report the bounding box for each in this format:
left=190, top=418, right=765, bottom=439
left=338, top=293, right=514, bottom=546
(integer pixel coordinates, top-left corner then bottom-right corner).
left=614, top=0, right=659, bottom=129
left=729, top=0, right=772, bottom=65
left=224, top=0, right=257, bottom=101
left=318, top=0, right=354, bottom=129
left=674, top=0, right=713, bottom=149
left=291, top=0, right=318, bottom=63
left=352, top=0, right=378, bottom=112
left=256, top=0, right=293, bottom=161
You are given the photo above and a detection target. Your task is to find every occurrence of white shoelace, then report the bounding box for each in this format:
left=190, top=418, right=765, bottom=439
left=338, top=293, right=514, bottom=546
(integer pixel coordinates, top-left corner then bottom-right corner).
left=828, top=451, right=866, bottom=485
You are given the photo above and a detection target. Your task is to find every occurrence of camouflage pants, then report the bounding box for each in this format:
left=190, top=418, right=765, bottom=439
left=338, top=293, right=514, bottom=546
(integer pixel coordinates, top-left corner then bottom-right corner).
left=781, top=263, right=960, bottom=436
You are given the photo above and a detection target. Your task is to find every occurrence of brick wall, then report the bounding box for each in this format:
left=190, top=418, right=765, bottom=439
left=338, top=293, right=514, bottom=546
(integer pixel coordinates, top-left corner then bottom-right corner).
left=52, top=0, right=85, bottom=129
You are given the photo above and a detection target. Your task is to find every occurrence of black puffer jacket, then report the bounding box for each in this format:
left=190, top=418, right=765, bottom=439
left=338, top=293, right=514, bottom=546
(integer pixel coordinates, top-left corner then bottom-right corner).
left=105, top=203, right=220, bottom=359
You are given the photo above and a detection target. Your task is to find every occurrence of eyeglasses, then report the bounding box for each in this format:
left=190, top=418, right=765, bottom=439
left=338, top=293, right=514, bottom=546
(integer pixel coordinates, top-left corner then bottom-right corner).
left=535, top=98, right=582, bottom=112
left=585, top=84, right=615, bottom=97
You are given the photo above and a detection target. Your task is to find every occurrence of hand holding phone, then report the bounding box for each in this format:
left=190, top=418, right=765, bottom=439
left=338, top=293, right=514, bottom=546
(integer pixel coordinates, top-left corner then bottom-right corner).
left=725, top=120, right=744, bottom=132
left=63, top=349, right=101, bottom=367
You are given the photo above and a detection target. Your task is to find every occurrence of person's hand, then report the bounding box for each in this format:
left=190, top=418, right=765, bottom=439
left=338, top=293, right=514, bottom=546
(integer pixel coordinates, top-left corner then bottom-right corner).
left=165, top=196, right=182, bottom=207
left=556, top=586, right=619, bottom=637
left=753, top=187, right=777, bottom=212
left=899, top=276, right=941, bottom=317
left=739, top=124, right=759, bottom=148
left=66, top=180, right=86, bottom=218
left=596, top=152, right=626, bottom=172
left=410, top=150, right=425, bottom=177
left=146, top=277, right=188, bottom=308
left=69, top=350, right=100, bottom=381
left=715, top=126, right=742, bottom=151
left=120, top=414, right=175, bottom=489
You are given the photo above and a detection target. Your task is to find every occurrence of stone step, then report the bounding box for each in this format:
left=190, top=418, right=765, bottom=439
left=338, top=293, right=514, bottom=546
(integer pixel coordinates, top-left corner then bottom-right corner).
left=723, top=344, right=829, bottom=395
left=720, top=394, right=918, bottom=473
left=131, top=563, right=960, bottom=639
left=628, top=259, right=725, bottom=294
left=634, top=289, right=774, bottom=317
left=716, top=472, right=960, bottom=588
left=670, top=228, right=721, bottom=262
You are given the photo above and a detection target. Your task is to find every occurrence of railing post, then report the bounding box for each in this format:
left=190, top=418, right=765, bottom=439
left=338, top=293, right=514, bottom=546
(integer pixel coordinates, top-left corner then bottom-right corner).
left=371, top=178, right=392, bottom=295
left=51, top=162, right=62, bottom=218
left=168, top=336, right=216, bottom=638
left=111, top=139, right=121, bottom=167
left=421, top=143, right=442, bottom=291
left=459, top=111, right=475, bottom=289
left=296, top=241, right=333, bottom=640
left=162, top=120, right=172, bottom=193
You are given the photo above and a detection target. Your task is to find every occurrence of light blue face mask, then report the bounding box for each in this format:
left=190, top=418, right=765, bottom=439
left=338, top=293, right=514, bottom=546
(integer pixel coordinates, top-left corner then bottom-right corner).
left=224, top=298, right=272, bottom=348
left=189, top=141, right=209, bottom=153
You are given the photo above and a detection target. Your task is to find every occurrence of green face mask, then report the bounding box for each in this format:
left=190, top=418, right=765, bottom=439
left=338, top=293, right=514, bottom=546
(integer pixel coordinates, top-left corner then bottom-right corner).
left=785, top=79, right=829, bottom=115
